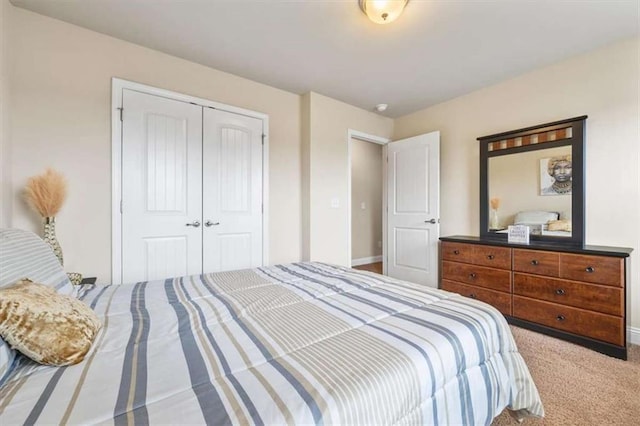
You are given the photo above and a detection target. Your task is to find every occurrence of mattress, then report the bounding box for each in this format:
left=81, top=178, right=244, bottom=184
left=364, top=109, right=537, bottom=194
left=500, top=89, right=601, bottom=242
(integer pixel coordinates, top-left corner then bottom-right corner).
left=0, top=262, right=543, bottom=424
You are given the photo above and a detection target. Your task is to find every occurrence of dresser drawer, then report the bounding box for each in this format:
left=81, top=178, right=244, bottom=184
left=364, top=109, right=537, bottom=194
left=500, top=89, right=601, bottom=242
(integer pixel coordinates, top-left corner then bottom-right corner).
left=441, top=242, right=476, bottom=264
left=513, top=296, right=624, bottom=346
left=442, top=261, right=511, bottom=292
left=442, top=280, right=512, bottom=316
left=471, top=245, right=512, bottom=269
left=513, top=273, right=623, bottom=316
left=513, top=249, right=559, bottom=277
left=441, top=280, right=511, bottom=315
left=559, top=253, right=623, bottom=287
left=441, top=242, right=511, bottom=269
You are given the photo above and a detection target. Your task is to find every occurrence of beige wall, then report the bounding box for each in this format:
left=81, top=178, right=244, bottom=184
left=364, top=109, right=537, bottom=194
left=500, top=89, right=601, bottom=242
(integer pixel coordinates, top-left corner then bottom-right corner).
left=304, top=92, right=393, bottom=266
left=301, top=92, right=311, bottom=261
left=394, top=37, right=640, bottom=330
left=6, top=5, right=302, bottom=282
left=0, top=0, right=10, bottom=228
left=351, top=138, right=383, bottom=260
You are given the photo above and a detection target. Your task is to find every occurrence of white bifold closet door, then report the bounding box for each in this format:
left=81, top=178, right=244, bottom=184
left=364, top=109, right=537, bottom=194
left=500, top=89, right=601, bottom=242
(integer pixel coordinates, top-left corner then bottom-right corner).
left=202, top=108, right=263, bottom=273
left=121, top=89, right=263, bottom=284
left=122, top=90, right=203, bottom=283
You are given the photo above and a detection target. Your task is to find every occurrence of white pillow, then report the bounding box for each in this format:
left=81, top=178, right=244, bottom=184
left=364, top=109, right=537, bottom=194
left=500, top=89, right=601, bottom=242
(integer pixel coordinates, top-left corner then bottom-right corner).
left=514, top=211, right=559, bottom=226
left=0, top=228, right=74, bottom=295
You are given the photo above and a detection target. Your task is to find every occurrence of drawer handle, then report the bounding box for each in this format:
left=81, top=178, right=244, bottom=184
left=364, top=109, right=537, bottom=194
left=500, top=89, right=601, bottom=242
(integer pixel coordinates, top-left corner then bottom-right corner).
left=453, top=250, right=460, bottom=255
left=468, top=273, right=477, bottom=279
left=556, top=315, right=566, bottom=321
left=530, top=260, right=539, bottom=266
left=555, top=288, right=565, bottom=296
left=468, top=293, right=477, bottom=299
left=585, top=266, right=595, bottom=273
left=487, top=254, right=495, bottom=260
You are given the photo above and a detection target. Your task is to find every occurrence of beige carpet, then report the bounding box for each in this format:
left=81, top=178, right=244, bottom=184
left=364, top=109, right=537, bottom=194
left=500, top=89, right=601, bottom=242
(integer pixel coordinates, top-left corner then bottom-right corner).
left=492, top=326, right=640, bottom=425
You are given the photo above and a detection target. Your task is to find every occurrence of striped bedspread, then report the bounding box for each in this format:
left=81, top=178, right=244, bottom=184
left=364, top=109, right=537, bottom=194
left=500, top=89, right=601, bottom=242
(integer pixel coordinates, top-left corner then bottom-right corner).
left=0, top=262, right=543, bottom=425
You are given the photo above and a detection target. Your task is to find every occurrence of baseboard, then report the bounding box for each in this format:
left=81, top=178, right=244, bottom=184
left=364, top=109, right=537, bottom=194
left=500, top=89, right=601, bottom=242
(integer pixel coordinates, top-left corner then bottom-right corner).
left=351, top=255, right=383, bottom=267
left=629, top=326, right=640, bottom=345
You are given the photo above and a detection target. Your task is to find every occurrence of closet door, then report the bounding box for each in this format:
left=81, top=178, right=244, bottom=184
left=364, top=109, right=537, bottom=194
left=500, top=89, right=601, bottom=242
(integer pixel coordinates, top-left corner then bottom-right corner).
left=121, top=90, right=203, bottom=283
left=202, top=108, right=263, bottom=272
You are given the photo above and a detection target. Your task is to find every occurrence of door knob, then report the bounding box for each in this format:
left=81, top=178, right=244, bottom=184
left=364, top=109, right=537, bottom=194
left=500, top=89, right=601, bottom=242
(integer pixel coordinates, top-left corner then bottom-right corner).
left=205, top=221, right=220, bottom=227
left=424, top=218, right=438, bottom=224
left=186, top=221, right=201, bottom=227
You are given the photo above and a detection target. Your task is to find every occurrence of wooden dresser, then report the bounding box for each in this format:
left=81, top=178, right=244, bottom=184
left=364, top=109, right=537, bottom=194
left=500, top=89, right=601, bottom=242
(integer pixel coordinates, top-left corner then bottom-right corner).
left=440, top=236, right=632, bottom=359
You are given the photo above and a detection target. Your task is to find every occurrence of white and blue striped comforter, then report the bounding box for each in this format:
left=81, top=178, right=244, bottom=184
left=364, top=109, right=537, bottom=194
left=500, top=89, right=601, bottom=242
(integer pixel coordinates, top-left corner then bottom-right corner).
left=0, top=262, right=543, bottom=425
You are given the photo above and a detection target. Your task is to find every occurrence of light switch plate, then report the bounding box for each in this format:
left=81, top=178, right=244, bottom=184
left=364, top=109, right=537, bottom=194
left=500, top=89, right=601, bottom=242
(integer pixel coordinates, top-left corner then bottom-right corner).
left=330, top=198, right=340, bottom=208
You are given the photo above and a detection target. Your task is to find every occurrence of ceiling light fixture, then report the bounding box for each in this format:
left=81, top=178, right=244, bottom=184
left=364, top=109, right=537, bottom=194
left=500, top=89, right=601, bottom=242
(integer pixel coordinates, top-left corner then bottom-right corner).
left=359, top=0, right=409, bottom=25
left=375, top=103, right=388, bottom=112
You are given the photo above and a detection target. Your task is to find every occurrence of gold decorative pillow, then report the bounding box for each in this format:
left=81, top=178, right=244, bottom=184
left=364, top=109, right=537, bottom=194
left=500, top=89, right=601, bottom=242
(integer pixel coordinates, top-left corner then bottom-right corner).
left=547, top=219, right=572, bottom=232
left=0, top=279, right=101, bottom=366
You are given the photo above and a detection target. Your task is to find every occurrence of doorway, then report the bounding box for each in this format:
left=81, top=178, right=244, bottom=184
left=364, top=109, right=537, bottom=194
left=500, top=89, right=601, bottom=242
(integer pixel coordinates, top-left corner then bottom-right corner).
left=348, top=129, right=441, bottom=286
left=348, top=130, right=390, bottom=275
left=350, top=138, right=384, bottom=273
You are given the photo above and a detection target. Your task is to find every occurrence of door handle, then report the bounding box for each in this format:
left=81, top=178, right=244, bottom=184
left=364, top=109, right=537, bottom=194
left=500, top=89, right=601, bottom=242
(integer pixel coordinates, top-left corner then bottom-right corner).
left=205, top=221, right=220, bottom=227
left=424, top=218, right=438, bottom=224
left=186, top=221, right=201, bottom=227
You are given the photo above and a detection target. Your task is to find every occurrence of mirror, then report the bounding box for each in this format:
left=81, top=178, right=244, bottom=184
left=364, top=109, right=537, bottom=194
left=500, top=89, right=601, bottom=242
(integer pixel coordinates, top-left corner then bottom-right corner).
left=489, top=145, right=572, bottom=235
left=479, top=116, right=586, bottom=245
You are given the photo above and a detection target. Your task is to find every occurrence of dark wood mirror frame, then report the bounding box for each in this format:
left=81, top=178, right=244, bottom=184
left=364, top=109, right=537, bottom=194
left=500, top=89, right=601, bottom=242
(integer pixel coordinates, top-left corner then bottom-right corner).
left=478, top=116, right=587, bottom=246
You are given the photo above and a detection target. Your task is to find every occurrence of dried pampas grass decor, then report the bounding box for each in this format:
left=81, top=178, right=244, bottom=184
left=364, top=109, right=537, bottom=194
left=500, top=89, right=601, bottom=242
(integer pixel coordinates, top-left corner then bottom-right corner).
left=490, top=197, right=501, bottom=210
left=24, top=168, right=68, bottom=218
left=24, top=169, right=68, bottom=266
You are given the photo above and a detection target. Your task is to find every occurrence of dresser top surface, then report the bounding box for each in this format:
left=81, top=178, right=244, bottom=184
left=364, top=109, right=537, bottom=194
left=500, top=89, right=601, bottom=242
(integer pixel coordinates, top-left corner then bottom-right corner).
left=440, top=235, right=632, bottom=257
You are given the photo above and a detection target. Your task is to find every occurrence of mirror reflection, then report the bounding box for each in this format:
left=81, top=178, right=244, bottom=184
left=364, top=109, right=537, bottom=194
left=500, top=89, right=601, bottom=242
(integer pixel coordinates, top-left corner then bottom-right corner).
left=488, top=145, right=572, bottom=237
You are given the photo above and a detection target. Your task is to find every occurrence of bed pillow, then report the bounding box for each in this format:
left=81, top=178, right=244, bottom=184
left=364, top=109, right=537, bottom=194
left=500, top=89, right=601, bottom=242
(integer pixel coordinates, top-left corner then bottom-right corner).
left=547, top=219, right=572, bottom=232
left=0, top=279, right=101, bottom=366
left=514, top=210, right=559, bottom=226
left=0, top=228, right=75, bottom=296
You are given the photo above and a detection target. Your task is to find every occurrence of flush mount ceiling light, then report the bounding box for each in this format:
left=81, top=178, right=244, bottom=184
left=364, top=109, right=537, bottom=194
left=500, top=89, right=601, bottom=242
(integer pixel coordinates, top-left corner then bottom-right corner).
left=359, top=0, right=409, bottom=25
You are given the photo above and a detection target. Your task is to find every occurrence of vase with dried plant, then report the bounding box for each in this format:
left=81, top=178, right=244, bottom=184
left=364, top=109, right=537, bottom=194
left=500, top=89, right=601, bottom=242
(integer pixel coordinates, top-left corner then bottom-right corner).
left=24, top=168, right=68, bottom=266
left=489, top=197, right=501, bottom=230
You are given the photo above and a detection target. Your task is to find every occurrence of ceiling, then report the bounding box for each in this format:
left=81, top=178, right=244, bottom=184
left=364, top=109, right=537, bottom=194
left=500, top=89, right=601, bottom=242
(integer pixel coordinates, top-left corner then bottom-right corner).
left=11, top=0, right=640, bottom=117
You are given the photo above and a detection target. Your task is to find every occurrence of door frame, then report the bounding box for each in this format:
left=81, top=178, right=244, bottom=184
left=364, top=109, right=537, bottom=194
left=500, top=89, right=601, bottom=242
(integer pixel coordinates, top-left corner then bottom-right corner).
left=111, top=78, right=269, bottom=284
left=347, top=130, right=391, bottom=275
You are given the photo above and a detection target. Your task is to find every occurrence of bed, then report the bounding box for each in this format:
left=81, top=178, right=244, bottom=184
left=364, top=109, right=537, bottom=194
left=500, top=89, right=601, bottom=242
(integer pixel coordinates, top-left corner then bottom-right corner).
left=0, top=230, right=543, bottom=425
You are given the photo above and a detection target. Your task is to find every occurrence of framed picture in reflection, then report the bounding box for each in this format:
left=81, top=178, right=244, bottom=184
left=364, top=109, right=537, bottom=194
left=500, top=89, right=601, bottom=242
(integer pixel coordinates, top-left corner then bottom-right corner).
left=540, top=156, right=572, bottom=196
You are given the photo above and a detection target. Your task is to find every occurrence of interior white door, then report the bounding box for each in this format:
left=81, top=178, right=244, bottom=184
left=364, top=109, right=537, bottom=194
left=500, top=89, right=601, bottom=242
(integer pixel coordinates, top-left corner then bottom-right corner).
left=121, top=90, right=203, bottom=283
left=202, top=108, right=263, bottom=272
left=386, top=131, right=440, bottom=286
